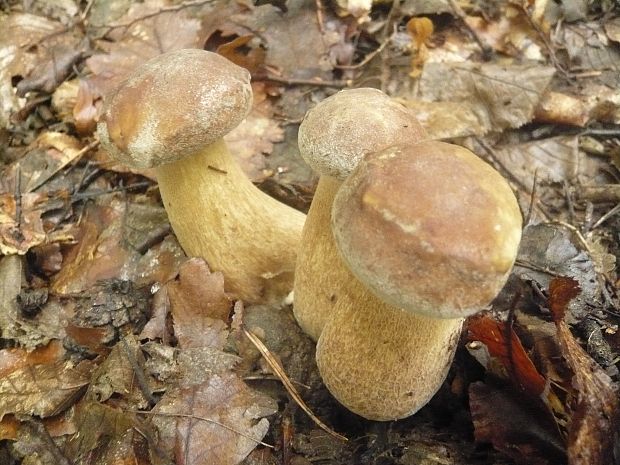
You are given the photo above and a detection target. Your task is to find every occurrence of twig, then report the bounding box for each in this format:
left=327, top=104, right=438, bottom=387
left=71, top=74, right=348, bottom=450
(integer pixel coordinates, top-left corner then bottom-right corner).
left=591, top=203, right=620, bottom=229
left=447, top=0, right=493, bottom=60
left=516, top=3, right=570, bottom=79
left=120, top=337, right=157, bottom=407
left=256, top=74, right=352, bottom=88
left=515, top=260, right=564, bottom=277
left=524, top=169, right=538, bottom=226
left=314, top=0, right=325, bottom=34
left=243, top=327, right=348, bottom=442
left=101, top=0, right=216, bottom=33
left=335, top=34, right=392, bottom=70
left=14, top=164, right=22, bottom=227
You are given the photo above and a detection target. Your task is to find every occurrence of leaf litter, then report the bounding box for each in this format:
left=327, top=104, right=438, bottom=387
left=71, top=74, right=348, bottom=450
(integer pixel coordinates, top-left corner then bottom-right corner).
left=1, top=0, right=620, bottom=464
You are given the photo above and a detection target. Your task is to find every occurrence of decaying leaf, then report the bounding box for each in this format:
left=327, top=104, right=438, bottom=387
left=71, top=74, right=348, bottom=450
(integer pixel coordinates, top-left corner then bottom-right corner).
left=166, top=258, right=232, bottom=350
left=548, top=277, right=620, bottom=465
left=515, top=223, right=600, bottom=319
left=413, top=62, right=555, bottom=133
left=467, top=315, right=547, bottom=397
left=469, top=382, right=566, bottom=465
left=0, top=359, right=92, bottom=420
left=153, top=373, right=277, bottom=465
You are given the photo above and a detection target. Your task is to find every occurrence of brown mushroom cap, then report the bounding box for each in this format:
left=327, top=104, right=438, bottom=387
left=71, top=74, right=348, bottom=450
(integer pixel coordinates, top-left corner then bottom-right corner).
left=297, top=88, right=426, bottom=179
left=331, top=141, right=523, bottom=319
left=97, top=49, right=252, bottom=169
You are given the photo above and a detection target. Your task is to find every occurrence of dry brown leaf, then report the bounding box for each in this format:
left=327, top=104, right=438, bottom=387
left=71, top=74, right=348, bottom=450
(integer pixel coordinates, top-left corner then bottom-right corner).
left=3, top=131, right=85, bottom=193
left=225, top=85, right=285, bottom=182
left=515, top=223, right=600, bottom=320
left=15, top=42, right=87, bottom=97
left=167, top=258, right=232, bottom=350
left=88, top=335, right=154, bottom=408
left=65, top=400, right=141, bottom=460
left=0, top=191, right=72, bottom=255
left=0, top=340, right=65, bottom=378
left=0, top=359, right=92, bottom=420
left=467, top=315, right=547, bottom=397
left=153, top=373, right=277, bottom=465
left=397, top=99, right=487, bottom=139
left=493, top=136, right=600, bottom=191
left=52, top=198, right=182, bottom=294
left=415, top=62, right=555, bottom=133
left=0, top=13, right=81, bottom=126
left=548, top=277, right=620, bottom=465
left=469, top=382, right=567, bottom=465
left=230, top=0, right=337, bottom=79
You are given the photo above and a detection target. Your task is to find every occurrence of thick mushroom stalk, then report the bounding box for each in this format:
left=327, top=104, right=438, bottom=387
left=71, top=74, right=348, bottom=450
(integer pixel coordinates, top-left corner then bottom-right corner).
left=317, top=141, right=522, bottom=420
left=294, top=88, right=427, bottom=340
left=98, top=49, right=305, bottom=304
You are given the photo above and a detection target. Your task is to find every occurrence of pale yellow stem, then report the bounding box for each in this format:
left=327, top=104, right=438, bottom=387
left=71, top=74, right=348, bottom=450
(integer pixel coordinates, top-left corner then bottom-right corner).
left=293, top=176, right=347, bottom=340
left=317, top=290, right=463, bottom=421
left=156, top=138, right=306, bottom=304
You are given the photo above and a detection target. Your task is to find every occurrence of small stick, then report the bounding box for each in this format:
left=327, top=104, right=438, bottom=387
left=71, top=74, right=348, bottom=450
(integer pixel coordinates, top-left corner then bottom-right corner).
left=243, top=327, right=348, bottom=441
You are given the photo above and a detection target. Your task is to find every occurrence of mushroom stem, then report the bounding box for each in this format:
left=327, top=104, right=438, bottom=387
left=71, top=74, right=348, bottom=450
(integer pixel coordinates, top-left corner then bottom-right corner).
left=156, top=138, right=306, bottom=303
left=293, top=176, right=346, bottom=340
left=317, top=288, right=463, bottom=421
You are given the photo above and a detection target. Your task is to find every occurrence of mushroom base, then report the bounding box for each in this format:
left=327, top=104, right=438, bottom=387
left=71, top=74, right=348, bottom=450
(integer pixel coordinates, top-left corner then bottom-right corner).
left=156, top=138, right=306, bottom=304
left=317, top=289, right=463, bottom=421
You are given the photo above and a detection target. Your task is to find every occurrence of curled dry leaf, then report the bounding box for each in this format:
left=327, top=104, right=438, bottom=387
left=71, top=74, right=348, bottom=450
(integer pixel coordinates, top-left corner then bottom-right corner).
left=467, top=315, right=546, bottom=397
left=534, top=91, right=589, bottom=127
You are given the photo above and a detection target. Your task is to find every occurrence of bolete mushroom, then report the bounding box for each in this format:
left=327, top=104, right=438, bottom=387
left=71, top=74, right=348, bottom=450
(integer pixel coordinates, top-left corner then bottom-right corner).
left=293, top=88, right=427, bottom=340
left=316, top=141, right=522, bottom=420
left=98, top=49, right=306, bottom=304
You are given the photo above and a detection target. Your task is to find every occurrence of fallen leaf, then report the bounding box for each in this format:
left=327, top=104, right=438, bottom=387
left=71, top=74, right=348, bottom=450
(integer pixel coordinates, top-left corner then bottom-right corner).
left=467, top=315, right=547, bottom=397
left=0, top=359, right=92, bottom=420
left=469, top=382, right=566, bottom=465
left=414, top=62, right=555, bottom=133
left=0, top=340, right=65, bottom=378
left=153, top=373, right=277, bottom=465
left=548, top=277, right=620, bottom=465
left=167, top=258, right=232, bottom=350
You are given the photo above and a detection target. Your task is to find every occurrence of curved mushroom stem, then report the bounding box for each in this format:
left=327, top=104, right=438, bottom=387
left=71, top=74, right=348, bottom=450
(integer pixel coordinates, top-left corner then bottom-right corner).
left=317, top=284, right=464, bottom=421
left=293, top=176, right=347, bottom=341
left=156, top=138, right=306, bottom=304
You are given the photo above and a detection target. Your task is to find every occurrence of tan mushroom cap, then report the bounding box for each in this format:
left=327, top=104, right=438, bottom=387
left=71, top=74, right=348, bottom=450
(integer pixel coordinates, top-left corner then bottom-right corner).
left=298, top=88, right=427, bottom=179
left=97, top=49, right=252, bottom=169
left=332, top=141, right=523, bottom=319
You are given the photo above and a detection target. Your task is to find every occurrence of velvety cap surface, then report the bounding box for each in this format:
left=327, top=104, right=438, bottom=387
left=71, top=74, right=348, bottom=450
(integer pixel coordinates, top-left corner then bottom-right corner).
left=298, top=88, right=426, bottom=179
left=331, top=141, right=523, bottom=318
left=98, top=49, right=252, bottom=168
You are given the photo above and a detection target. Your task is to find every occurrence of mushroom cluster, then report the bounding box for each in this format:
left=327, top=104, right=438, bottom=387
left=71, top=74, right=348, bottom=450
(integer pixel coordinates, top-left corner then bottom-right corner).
left=294, top=90, right=523, bottom=420
left=98, top=49, right=305, bottom=305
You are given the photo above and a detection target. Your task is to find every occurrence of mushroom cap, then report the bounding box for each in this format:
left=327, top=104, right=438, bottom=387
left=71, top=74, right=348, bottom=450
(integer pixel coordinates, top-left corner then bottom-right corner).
left=298, top=88, right=427, bottom=180
left=97, top=49, right=252, bottom=169
left=331, top=141, right=523, bottom=318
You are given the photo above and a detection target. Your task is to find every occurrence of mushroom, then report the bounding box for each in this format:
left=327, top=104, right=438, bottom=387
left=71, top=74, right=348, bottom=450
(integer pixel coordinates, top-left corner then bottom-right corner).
left=98, top=49, right=306, bottom=304
left=293, top=88, right=427, bottom=340
left=316, top=141, right=522, bottom=420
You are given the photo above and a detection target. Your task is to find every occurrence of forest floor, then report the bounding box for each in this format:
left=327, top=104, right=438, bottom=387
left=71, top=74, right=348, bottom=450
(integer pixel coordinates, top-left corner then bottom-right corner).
left=0, top=0, right=619, bottom=464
